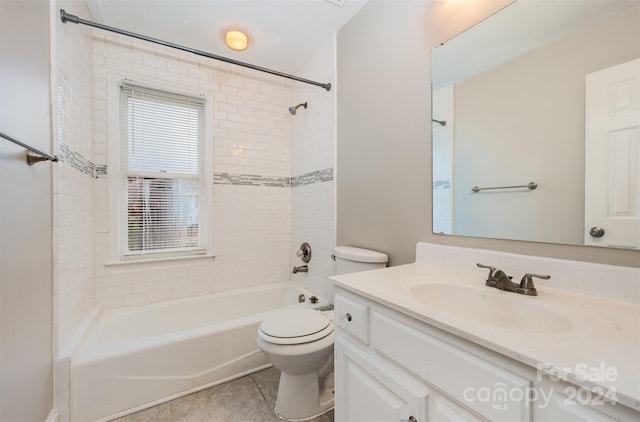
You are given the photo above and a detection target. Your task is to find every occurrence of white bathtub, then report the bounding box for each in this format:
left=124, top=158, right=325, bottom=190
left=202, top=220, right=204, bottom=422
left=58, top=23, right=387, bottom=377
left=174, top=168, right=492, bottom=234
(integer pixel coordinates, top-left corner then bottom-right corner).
left=72, top=282, right=330, bottom=421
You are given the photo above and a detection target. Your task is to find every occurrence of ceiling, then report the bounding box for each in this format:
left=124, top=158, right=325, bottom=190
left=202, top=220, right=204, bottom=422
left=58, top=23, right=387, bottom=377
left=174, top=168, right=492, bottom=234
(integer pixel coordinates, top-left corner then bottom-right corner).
left=85, top=0, right=368, bottom=75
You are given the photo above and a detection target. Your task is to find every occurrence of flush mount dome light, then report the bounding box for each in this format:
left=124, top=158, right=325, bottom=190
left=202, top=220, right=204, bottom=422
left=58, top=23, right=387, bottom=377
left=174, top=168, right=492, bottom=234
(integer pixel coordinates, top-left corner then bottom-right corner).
left=225, top=30, right=249, bottom=51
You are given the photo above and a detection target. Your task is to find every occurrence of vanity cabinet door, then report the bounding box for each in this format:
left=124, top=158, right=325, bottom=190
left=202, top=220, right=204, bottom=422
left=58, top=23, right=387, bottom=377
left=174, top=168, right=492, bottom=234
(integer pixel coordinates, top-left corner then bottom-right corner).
left=335, top=336, right=428, bottom=422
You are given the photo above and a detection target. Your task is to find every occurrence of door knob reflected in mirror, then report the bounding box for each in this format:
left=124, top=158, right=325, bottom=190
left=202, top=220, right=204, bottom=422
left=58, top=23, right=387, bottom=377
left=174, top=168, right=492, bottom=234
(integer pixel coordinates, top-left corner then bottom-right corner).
left=589, top=227, right=605, bottom=238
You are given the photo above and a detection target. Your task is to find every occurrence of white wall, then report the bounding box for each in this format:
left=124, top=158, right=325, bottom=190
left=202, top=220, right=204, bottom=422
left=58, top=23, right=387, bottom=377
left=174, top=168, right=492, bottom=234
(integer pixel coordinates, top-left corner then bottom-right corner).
left=0, top=1, right=54, bottom=420
left=337, top=0, right=439, bottom=265
left=336, top=0, right=638, bottom=267
left=290, top=37, right=337, bottom=301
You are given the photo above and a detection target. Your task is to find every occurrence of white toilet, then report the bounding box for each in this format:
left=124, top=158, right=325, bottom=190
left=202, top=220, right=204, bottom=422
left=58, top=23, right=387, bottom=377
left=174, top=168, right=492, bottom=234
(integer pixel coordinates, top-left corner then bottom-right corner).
left=257, top=246, right=388, bottom=421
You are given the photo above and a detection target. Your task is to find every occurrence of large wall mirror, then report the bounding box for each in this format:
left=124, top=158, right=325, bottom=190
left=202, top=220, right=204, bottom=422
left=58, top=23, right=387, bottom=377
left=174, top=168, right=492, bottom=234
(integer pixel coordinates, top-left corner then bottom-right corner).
left=432, top=0, right=640, bottom=249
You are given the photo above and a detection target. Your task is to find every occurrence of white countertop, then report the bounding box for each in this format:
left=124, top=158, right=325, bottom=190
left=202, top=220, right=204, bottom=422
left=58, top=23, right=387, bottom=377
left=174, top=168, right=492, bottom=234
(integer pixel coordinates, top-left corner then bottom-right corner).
left=331, top=248, right=640, bottom=411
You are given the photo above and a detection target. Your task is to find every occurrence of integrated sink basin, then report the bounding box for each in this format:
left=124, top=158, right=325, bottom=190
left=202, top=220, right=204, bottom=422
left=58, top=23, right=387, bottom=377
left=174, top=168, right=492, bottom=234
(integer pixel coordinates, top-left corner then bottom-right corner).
left=409, top=283, right=573, bottom=334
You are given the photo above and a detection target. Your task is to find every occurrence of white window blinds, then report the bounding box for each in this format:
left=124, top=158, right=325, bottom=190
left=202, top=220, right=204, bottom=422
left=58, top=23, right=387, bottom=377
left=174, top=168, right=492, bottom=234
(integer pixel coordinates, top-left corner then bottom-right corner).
left=120, top=84, right=207, bottom=257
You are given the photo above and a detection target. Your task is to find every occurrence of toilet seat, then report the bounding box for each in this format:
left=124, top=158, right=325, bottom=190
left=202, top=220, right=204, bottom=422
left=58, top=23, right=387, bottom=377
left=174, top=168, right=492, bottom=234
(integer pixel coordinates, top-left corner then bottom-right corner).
left=259, top=309, right=334, bottom=345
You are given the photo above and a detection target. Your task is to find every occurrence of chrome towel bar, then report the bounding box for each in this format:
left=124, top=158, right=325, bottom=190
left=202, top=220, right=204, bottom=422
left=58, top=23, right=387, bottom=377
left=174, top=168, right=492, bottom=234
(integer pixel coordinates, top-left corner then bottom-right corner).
left=0, top=131, right=58, bottom=165
left=471, top=182, right=537, bottom=193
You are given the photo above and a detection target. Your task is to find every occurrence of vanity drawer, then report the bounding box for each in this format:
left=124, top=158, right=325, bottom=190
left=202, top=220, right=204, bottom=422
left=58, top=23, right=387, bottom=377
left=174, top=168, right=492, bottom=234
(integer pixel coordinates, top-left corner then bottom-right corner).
left=534, top=390, right=620, bottom=421
left=372, top=311, right=532, bottom=421
left=334, top=293, right=369, bottom=344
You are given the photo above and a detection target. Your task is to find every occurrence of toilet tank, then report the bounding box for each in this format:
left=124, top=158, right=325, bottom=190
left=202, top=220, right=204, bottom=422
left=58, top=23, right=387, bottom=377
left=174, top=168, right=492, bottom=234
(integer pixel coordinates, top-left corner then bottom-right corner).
left=333, top=246, right=388, bottom=275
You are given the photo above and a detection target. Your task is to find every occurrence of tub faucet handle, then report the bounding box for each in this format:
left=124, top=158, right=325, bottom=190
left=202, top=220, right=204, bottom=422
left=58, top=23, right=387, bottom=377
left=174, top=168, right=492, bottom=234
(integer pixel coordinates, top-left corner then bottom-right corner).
left=296, top=242, right=312, bottom=263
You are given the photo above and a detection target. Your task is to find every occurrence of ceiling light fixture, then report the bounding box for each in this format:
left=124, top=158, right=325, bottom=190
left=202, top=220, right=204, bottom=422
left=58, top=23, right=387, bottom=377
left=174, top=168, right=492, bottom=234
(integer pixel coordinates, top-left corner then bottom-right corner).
left=225, top=30, right=249, bottom=51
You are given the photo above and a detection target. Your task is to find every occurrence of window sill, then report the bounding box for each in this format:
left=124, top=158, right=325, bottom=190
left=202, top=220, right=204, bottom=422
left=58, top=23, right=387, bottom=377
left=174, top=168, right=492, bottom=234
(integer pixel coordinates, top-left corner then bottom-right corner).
left=104, top=253, right=216, bottom=267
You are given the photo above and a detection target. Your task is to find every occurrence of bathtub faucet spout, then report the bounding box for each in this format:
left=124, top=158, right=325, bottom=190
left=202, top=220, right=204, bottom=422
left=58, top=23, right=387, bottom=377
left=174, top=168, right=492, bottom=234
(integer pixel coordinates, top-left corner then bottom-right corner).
left=292, top=265, right=308, bottom=274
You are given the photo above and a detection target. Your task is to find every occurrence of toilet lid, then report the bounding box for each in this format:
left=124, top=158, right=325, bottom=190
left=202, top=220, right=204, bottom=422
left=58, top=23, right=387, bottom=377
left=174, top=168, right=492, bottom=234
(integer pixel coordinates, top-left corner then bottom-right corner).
left=259, top=309, right=333, bottom=345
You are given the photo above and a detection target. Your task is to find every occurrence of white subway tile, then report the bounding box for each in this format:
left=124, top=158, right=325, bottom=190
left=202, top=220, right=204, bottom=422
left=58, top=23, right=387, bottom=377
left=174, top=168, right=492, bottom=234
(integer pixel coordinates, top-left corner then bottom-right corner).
left=188, top=66, right=209, bottom=81
left=106, top=285, right=132, bottom=298
left=86, top=36, right=336, bottom=309
left=166, top=61, right=190, bottom=76
left=123, top=294, right=147, bottom=306
left=146, top=290, right=172, bottom=303
left=142, top=55, right=167, bottom=70
left=178, top=74, right=200, bottom=88
left=220, top=85, right=237, bottom=96
left=101, top=296, right=124, bottom=308
left=116, top=49, right=143, bottom=65
left=105, top=57, right=132, bottom=73
left=131, top=63, right=157, bottom=78
left=156, top=69, right=180, bottom=83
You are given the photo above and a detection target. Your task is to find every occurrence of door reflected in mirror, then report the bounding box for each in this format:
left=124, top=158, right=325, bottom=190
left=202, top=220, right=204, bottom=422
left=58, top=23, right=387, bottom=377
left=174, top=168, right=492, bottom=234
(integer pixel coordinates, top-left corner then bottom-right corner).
left=432, top=0, right=640, bottom=249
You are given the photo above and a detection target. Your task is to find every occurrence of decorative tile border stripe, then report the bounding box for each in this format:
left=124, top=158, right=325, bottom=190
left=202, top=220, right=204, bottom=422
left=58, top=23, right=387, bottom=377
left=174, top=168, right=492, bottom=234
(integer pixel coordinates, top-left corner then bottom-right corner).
left=95, top=164, right=108, bottom=178
left=214, top=173, right=290, bottom=187
left=61, top=159, right=334, bottom=187
left=214, top=168, right=334, bottom=188
left=291, top=168, right=333, bottom=187
left=58, top=140, right=96, bottom=178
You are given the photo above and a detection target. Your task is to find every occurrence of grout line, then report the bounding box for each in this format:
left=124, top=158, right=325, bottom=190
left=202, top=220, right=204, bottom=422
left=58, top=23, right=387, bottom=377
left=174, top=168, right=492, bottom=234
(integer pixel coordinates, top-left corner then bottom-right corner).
left=250, top=372, right=278, bottom=418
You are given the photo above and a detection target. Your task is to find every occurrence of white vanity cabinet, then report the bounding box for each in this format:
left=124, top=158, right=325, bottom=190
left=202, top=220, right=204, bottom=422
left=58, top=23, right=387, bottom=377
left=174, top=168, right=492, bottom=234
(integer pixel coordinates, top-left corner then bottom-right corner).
left=335, top=336, right=429, bottom=422
left=334, top=288, right=637, bottom=422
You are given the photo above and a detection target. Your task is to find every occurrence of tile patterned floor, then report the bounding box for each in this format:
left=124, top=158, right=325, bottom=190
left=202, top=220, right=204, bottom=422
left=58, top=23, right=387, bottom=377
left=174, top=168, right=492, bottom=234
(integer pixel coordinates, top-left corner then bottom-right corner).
left=111, top=367, right=334, bottom=422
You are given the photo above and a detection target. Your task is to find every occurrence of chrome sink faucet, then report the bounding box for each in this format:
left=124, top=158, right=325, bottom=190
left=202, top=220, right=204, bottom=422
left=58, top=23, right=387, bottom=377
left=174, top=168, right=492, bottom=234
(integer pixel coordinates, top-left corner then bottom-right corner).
left=476, top=263, right=550, bottom=296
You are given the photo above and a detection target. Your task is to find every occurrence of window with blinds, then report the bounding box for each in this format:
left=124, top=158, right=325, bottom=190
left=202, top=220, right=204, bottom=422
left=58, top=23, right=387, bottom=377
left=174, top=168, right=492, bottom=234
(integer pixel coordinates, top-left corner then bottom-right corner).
left=119, top=84, right=207, bottom=259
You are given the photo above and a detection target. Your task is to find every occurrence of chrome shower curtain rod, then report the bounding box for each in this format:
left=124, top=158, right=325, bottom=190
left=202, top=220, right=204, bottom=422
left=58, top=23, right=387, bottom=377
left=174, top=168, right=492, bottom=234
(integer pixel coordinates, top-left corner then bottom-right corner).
left=59, top=10, right=332, bottom=92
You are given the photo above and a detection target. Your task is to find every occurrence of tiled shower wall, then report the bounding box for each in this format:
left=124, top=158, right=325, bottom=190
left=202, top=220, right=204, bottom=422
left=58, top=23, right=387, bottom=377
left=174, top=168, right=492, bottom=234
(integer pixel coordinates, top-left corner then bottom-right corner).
left=289, top=37, right=337, bottom=302
left=53, top=2, right=97, bottom=418
left=92, top=32, right=303, bottom=307
left=53, top=0, right=96, bottom=357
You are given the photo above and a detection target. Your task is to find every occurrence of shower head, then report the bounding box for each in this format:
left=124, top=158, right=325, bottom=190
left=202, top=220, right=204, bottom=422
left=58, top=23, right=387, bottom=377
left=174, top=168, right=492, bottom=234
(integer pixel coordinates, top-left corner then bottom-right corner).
left=289, top=102, right=308, bottom=115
